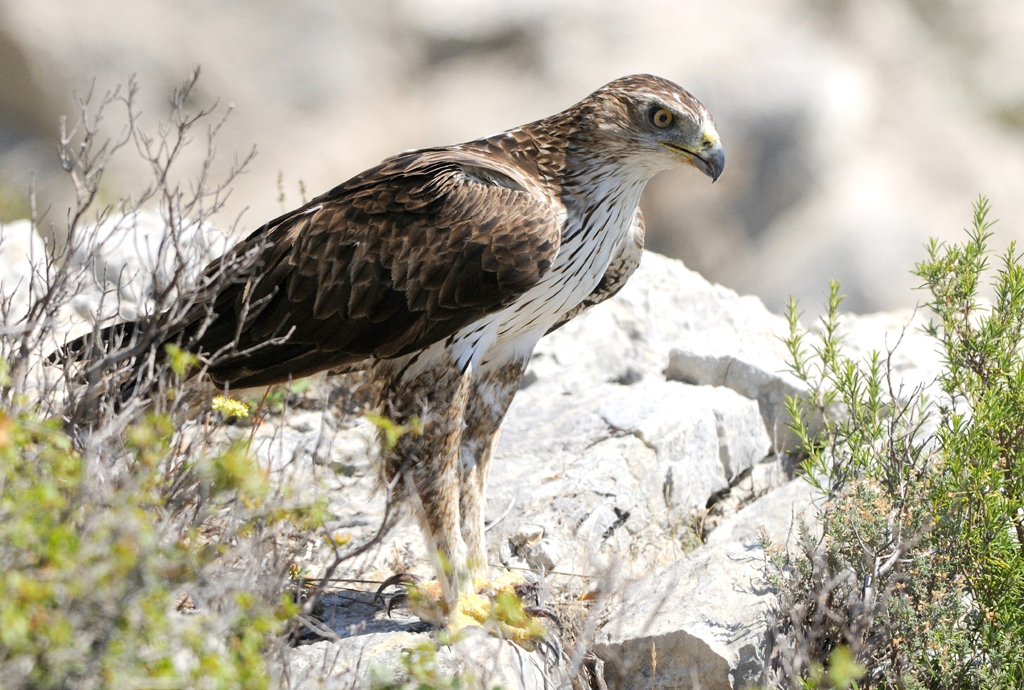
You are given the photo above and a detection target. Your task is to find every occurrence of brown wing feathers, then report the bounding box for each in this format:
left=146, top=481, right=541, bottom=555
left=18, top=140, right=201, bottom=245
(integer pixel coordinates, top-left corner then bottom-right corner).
left=167, top=155, right=561, bottom=388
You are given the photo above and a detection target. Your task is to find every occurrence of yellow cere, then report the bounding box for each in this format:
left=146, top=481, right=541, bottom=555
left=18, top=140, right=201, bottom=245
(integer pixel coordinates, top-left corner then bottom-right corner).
left=212, top=395, right=250, bottom=418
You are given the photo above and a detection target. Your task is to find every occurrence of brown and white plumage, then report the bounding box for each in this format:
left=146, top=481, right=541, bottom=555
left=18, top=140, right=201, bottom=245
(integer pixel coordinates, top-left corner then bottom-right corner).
left=74, top=74, right=724, bottom=606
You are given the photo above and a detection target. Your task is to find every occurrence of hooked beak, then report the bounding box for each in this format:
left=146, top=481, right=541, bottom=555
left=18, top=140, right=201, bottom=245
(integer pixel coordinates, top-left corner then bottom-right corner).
left=660, top=129, right=726, bottom=182
left=691, top=138, right=725, bottom=182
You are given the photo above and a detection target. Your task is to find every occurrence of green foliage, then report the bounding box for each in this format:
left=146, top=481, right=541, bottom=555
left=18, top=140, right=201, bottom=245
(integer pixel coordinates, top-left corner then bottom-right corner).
left=0, top=395, right=307, bottom=689
left=164, top=343, right=200, bottom=379
left=796, top=646, right=865, bottom=690
left=915, top=198, right=1024, bottom=682
left=770, top=198, right=1024, bottom=688
left=783, top=281, right=898, bottom=499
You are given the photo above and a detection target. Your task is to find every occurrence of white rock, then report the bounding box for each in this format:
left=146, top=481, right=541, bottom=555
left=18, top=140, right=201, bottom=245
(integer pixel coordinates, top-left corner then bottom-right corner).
left=285, top=628, right=560, bottom=690
left=0, top=220, right=48, bottom=324
left=594, top=479, right=819, bottom=690
left=665, top=348, right=806, bottom=453
left=535, top=253, right=793, bottom=384
left=287, top=411, right=335, bottom=434
left=0, top=220, right=103, bottom=391
left=509, top=524, right=545, bottom=550
left=599, top=382, right=726, bottom=517
left=490, top=375, right=769, bottom=579
left=70, top=209, right=232, bottom=322
left=704, top=386, right=772, bottom=481
left=527, top=537, right=563, bottom=572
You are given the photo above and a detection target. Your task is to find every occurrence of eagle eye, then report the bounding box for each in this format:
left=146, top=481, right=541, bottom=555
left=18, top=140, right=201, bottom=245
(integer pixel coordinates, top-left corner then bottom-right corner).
left=651, top=108, right=673, bottom=128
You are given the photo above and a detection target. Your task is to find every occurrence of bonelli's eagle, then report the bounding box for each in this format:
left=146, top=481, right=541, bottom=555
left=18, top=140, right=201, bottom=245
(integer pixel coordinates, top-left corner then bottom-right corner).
left=71, top=75, right=724, bottom=640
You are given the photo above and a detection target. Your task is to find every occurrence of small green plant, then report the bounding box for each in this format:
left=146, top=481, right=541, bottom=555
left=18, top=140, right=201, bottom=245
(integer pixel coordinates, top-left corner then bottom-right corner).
left=165, top=343, right=200, bottom=378
left=768, top=199, right=1024, bottom=688
left=366, top=413, right=422, bottom=451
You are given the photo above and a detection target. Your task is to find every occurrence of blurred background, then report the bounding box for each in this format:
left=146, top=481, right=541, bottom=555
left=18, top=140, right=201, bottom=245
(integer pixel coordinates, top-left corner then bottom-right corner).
left=1, top=0, right=1022, bottom=314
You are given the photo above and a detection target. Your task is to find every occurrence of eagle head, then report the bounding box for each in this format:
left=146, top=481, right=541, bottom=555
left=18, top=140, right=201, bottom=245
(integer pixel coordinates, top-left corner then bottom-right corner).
left=574, top=74, right=725, bottom=182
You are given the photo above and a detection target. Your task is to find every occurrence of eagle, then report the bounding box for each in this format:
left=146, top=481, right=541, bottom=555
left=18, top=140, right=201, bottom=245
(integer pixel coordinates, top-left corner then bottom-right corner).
left=72, top=74, right=723, bottom=632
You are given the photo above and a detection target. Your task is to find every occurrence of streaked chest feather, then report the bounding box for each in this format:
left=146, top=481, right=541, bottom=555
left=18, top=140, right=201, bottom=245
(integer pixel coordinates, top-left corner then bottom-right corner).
left=491, top=173, right=646, bottom=339
left=396, top=170, right=647, bottom=380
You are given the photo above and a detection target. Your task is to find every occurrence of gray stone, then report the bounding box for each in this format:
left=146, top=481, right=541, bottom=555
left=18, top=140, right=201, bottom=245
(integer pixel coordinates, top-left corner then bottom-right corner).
left=0, top=220, right=97, bottom=345
left=594, top=479, right=819, bottom=690
left=665, top=348, right=806, bottom=453
left=533, top=254, right=793, bottom=385
left=704, top=478, right=819, bottom=549
left=1, top=212, right=234, bottom=357
left=487, top=373, right=775, bottom=581
left=703, top=386, right=772, bottom=480
left=70, top=210, right=231, bottom=322
left=0, top=220, right=47, bottom=322
left=287, top=411, right=337, bottom=434
left=597, top=381, right=726, bottom=518
left=510, top=524, right=545, bottom=551
left=526, top=537, right=563, bottom=572
left=283, top=592, right=562, bottom=690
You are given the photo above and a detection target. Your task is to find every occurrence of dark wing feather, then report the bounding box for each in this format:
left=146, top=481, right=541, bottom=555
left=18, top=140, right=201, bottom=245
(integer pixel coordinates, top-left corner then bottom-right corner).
left=188, top=151, right=560, bottom=387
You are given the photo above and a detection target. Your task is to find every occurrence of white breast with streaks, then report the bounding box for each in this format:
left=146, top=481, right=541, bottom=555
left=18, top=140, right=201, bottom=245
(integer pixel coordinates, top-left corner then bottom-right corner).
left=393, top=166, right=650, bottom=382
left=477, top=168, right=648, bottom=369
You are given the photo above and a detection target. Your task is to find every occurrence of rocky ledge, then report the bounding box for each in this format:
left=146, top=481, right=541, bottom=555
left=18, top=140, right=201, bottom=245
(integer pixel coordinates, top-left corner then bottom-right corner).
left=263, top=252, right=940, bottom=689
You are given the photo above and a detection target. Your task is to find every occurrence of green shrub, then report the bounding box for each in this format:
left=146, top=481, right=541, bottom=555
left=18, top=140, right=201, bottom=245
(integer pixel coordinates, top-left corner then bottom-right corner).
left=916, top=199, right=1024, bottom=683
left=0, top=72, right=343, bottom=690
left=768, top=199, right=1024, bottom=688
left=0, top=399, right=317, bottom=688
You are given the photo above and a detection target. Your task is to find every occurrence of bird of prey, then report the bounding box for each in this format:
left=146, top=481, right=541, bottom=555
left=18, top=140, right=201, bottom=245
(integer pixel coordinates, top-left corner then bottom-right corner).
left=74, top=74, right=723, bottom=633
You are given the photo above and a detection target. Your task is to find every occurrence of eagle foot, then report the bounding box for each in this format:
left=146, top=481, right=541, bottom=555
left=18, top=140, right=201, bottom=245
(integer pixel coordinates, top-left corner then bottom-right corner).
left=375, top=572, right=421, bottom=615
left=376, top=570, right=557, bottom=653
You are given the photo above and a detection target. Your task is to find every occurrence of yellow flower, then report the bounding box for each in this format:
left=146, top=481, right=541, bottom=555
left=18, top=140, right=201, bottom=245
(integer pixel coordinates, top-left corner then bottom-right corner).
left=212, top=395, right=250, bottom=418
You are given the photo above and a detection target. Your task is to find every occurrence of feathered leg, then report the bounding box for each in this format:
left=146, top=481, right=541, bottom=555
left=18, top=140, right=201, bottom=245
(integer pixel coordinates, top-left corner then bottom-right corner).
left=376, top=355, right=473, bottom=604
left=459, top=357, right=529, bottom=576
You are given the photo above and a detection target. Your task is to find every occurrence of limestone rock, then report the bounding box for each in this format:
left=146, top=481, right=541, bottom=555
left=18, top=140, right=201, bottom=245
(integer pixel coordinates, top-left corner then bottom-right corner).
left=594, top=479, right=819, bottom=690
left=704, top=386, right=773, bottom=481
left=0, top=220, right=47, bottom=323
left=488, top=376, right=770, bottom=580
left=1, top=211, right=231, bottom=346
left=665, top=348, right=805, bottom=453
left=534, top=253, right=793, bottom=384
left=287, top=632, right=558, bottom=690
left=69, top=209, right=232, bottom=323
left=282, top=590, right=561, bottom=690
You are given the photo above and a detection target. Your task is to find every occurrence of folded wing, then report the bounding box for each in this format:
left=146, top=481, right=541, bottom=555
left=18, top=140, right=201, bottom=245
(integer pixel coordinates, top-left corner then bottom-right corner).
left=184, top=151, right=561, bottom=387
